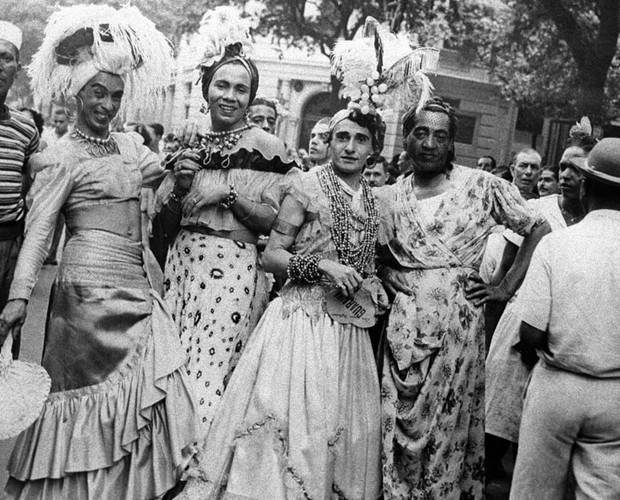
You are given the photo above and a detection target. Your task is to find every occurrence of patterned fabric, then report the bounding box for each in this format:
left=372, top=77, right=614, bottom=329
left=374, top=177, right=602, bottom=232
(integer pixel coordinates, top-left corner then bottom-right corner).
left=375, top=165, right=542, bottom=500
left=0, top=107, right=39, bottom=224
left=175, top=167, right=382, bottom=500
left=164, top=230, right=263, bottom=431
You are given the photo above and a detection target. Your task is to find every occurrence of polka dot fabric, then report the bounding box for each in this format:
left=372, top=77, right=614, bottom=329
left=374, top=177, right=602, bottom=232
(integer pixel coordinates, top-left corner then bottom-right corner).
left=164, top=230, right=262, bottom=433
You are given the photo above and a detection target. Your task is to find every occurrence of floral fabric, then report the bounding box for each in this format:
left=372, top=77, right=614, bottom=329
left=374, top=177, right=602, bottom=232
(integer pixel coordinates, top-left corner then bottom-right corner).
left=375, top=166, right=542, bottom=500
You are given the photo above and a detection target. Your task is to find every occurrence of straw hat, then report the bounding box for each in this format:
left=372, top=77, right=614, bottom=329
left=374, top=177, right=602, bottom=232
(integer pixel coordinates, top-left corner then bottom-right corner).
left=0, top=334, right=51, bottom=440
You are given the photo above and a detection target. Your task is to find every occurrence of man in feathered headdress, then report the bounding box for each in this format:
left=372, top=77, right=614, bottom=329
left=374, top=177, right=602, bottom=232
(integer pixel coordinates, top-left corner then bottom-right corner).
left=0, top=21, right=40, bottom=359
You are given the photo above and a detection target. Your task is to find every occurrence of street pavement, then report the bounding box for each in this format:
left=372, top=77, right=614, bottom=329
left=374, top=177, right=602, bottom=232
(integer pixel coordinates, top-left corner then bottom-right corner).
left=0, top=265, right=56, bottom=490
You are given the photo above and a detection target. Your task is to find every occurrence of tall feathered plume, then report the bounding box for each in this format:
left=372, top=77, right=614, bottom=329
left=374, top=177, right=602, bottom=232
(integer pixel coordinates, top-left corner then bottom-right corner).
left=195, top=6, right=254, bottom=68
left=331, top=17, right=439, bottom=115
left=28, top=4, right=173, bottom=117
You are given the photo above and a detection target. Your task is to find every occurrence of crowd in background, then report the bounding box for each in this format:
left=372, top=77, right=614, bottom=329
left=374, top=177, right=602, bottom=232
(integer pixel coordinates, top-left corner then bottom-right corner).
left=0, top=8, right=619, bottom=500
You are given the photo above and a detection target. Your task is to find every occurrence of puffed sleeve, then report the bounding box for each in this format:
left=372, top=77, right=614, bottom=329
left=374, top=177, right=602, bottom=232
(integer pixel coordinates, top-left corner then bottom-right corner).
left=489, top=176, right=544, bottom=237
left=9, top=162, right=74, bottom=301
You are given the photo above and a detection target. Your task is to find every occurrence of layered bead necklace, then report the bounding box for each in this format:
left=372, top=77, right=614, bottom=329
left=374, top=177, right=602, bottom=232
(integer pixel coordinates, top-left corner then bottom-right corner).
left=318, top=163, right=379, bottom=275
left=199, top=123, right=252, bottom=167
left=71, top=128, right=120, bottom=156
left=202, top=123, right=252, bottom=152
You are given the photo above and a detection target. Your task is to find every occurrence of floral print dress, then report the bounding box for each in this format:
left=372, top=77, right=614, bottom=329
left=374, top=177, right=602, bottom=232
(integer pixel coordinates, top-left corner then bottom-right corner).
left=375, top=165, right=542, bottom=500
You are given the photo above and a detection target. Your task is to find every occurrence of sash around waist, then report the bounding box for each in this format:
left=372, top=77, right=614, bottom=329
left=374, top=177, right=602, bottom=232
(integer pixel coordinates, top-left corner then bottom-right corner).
left=65, top=200, right=142, bottom=240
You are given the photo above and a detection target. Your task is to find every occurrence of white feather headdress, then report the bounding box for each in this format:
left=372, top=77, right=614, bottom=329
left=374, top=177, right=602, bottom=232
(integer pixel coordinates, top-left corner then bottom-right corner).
left=28, top=4, right=173, bottom=117
left=331, top=17, right=439, bottom=115
left=195, top=6, right=254, bottom=69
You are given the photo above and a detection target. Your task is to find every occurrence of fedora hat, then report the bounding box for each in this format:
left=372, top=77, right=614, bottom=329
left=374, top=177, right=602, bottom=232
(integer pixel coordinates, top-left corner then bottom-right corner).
left=571, top=138, right=620, bottom=186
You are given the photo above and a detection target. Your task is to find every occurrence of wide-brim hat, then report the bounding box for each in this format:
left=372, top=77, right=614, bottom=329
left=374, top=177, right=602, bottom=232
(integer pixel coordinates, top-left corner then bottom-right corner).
left=0, top=335, right=51, bottom=440
left=570, top=138, right=620, bottom=186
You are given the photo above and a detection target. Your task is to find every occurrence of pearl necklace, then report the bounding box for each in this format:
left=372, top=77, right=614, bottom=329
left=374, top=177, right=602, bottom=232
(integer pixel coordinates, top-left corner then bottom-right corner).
left=318, top=163, right=379, bottom=276
left=71, top=128, right=119, bottom=156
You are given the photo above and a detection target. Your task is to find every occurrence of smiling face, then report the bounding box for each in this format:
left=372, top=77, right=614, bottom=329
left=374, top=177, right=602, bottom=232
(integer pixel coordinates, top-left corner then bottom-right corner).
left=207, top=62, right=251, bottom=131
left=76, top=72, right=124, bottom=138
left=0, top=40, right=19, bottom=102
left=405, top=110, right=453, bottom=177
left=559, top=146, right=586, bottom=201
left=330, top=119, right=373, bottom=180
left=248, top=104, right=277, bottom=134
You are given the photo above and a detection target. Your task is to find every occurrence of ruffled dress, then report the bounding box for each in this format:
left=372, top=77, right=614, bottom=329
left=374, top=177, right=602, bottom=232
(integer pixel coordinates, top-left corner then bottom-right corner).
left=156, top=127, right=298, bottom=433
left=4, top=133, right=199, bottom=500
left=176, top=167, right=383, bottom=500
left=485, top=194, right=566, bottom=443
left=375, top=166, right=543, bottom=500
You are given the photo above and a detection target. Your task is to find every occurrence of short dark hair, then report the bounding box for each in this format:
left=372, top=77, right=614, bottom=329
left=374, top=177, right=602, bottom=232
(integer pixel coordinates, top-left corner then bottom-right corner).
left=125, top=122, right=152, bottom=147
left=249, top=97, right=278, bottom=118
left=402, top=96, right=458, bottom=141
left=479, top=155, right=497, bottom=170
left=149, top=122, right=164, bottom=137
left=542, top=164, right=559, bottom=182
left=330, top=108, right=386, bottom=154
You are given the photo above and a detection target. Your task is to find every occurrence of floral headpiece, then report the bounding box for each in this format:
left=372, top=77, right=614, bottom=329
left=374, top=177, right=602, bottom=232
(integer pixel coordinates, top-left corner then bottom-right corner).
left=331, top=17, right=439, bottom=116
left=28, top=4, right=173, bottom=118
left=569, top=116, right=593, bottom=141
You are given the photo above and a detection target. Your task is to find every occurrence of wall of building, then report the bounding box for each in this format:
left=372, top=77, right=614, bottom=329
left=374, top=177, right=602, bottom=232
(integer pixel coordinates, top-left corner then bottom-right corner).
left=147, top=38, right=517, bottom=168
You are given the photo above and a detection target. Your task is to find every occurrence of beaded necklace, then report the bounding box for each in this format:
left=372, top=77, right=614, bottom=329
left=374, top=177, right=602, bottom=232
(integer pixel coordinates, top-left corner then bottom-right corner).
left=317, top=163, right=379, bottom=276
left=71, top=128, right=120, bottom=156
left=202, top=123, right=252, bottom=152
left=198, top=123, right=252, bottom=168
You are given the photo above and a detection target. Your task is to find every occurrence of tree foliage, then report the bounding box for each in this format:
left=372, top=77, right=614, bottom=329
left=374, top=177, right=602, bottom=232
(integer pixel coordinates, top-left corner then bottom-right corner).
left=477, top=0, right=620, bottom=123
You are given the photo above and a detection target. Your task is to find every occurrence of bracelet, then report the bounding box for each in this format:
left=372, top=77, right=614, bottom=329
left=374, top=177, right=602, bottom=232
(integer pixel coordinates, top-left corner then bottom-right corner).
left=287, top=254, right=322, bottom=283
left=237, top=201, right=257, bottom=222
left=221, top=184, right=238, bottom=209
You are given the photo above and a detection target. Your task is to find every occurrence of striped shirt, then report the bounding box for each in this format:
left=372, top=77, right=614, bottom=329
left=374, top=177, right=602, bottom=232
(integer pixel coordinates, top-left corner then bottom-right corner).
left=0, top=107, right=40, bottom=224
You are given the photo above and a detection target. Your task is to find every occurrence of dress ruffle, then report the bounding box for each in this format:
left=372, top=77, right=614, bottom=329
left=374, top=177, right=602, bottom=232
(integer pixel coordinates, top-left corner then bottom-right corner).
left=6, top=295, right=198, bottom=499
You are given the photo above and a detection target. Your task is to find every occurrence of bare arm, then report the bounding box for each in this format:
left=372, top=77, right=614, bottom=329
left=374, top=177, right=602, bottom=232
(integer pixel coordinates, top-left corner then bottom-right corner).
left=263, top=195, right=364, bottom=298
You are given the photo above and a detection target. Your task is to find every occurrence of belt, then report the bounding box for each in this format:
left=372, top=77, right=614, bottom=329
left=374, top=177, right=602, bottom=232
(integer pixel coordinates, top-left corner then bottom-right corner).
left=0, top=219, right=25, bottom=241
left=65, top=200, right=142, bottom=241
left=183, top=225, right=258, bottom=245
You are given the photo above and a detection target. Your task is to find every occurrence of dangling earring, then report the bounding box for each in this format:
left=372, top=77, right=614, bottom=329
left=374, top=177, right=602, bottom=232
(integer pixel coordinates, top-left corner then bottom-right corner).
left=244, top=109, right=251, bottom=124
left=199, top=102, right=209, bottom=115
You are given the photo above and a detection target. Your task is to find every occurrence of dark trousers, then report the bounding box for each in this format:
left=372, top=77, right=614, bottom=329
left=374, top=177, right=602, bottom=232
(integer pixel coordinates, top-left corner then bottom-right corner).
left=0, top=233, right=23, bottom=359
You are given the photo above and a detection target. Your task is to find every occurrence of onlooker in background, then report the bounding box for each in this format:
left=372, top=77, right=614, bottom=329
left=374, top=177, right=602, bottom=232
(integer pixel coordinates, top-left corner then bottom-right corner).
left=307, top=117, right=330, bottom=168
left=537, top=165, right=560, bottom=196
left=148, top=122, right=164, bottom=155
left=247, top=97, right=278, bottom=135
left=363, top=155, right=389, bottom=187
left=511, top=148, right=542, bottom=199
left=477, top=154, right=496, bottom=172
left=395, top=150, right=413, bottom=180
left=510, top=138, right=620, bottom=500
left=0, top=21, right=40, bottom=359
left=42, top=108, right=70, bottom=146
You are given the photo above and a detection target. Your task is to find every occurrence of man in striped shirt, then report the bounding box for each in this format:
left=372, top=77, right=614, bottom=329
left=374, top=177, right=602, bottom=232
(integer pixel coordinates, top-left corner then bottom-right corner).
left=0, top=21, right=40, bottom=358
